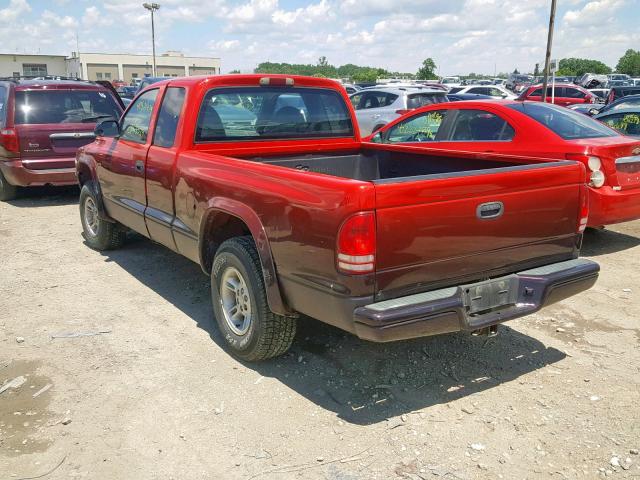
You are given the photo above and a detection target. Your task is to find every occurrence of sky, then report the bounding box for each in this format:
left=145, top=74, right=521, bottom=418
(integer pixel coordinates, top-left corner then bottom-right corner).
left=0, top=0, right=638, bottom=76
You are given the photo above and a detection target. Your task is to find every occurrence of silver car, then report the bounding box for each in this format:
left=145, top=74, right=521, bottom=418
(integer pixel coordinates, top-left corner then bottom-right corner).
left=350, top=86, right=448, bottom=135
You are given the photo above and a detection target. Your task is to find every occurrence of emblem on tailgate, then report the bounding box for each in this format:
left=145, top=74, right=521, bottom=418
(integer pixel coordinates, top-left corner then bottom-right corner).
left=633, top=147, right=640, bottom=156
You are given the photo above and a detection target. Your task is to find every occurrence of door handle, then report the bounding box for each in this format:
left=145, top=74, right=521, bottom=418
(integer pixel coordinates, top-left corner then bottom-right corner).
left=135, top=160, right=144, bottom=173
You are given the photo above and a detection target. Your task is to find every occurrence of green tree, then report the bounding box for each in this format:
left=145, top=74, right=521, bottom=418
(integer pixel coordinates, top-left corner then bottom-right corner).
left=616, top=49, right=640, bottom=76
left=416, top=58, right=437, bottom=80
left=533, top=63, right=540, bottom=76
left=513, top=68, right=520, bottom=74
left=317, top=56, right=329, bottom=67
left=228, top=69, right=241, bottom=74
left=556, top=57, right=611, bottom=77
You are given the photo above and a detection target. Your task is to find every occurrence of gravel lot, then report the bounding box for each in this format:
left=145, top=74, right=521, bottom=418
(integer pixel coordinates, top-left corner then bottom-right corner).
left=1, top=187, right=639, bottom=480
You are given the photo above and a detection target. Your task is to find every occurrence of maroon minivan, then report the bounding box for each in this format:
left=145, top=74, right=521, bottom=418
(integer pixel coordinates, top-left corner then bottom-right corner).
left=0, top=78, right=124, bottom=200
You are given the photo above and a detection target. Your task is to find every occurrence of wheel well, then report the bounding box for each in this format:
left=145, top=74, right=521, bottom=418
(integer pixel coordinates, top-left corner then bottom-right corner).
left=200, top=211, right=252, bottom=273
left=77, top=164, right=91, bottom=186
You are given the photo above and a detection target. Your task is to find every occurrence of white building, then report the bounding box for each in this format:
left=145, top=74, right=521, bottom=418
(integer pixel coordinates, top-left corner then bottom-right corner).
left=0, top=51, right=221, bottom=83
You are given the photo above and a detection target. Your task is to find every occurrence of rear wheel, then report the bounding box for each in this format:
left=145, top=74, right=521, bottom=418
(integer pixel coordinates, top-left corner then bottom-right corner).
left=0, top=170, right=18, bottom=201
left=211, top=236, right=296, bottom=361
left=79, top=183, right=127, bottom=250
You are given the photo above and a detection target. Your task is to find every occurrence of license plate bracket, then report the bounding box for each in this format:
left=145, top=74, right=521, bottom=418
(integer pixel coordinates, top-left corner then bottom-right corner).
left=462, top=276, right=519, bottom=315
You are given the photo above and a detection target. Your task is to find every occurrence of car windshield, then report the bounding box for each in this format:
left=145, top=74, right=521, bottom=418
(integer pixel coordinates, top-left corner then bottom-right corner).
left=195, top=86, right=353, bottom=141
left=507, top=102, right=618, bottom=139
left=14, top=90, right=121, bottom=124
left=611, top=97, right=640, bottom=111
left=407, top=93, right=448, bottom=109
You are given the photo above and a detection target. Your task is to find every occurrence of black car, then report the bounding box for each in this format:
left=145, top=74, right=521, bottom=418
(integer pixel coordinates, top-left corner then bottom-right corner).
left=606, top=86, right=640, bottom=104
left=116, top=86, right=137, bottom=99
left=596, top=94, right=640, bottom=115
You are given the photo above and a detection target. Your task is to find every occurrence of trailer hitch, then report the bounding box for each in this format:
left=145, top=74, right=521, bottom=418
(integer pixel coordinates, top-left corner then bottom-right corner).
left=471, top=324, right=499, bottom=338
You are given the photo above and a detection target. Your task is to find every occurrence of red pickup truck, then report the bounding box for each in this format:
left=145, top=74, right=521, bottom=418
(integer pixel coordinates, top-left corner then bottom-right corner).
left=76, top=74, right=599, bottom=361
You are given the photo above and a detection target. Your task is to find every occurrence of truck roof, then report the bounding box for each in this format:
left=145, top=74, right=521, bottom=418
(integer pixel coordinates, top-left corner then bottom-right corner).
left=148, top=74, right=345, bottom=91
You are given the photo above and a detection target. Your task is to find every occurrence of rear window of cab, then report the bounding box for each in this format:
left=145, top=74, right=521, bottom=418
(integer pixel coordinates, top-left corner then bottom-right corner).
left=195, top=87, right=354, bottom=142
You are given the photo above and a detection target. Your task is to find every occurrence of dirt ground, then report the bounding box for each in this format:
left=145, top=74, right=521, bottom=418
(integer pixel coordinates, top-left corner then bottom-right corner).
left=1, top=187, right=639, bottom=480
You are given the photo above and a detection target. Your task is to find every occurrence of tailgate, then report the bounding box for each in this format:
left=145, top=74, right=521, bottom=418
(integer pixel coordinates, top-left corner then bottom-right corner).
left=374, top=161, right=586, bottom=299
left=16, top=124, right=96, bottom=169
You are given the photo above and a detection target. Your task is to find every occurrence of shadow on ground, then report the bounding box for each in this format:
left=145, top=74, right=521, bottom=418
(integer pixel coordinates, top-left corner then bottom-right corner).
left=7, top=185, right=79, bottom=208
left=99, top=235, right=566, bottom=426
left=581, top=227, right=640, bottom=256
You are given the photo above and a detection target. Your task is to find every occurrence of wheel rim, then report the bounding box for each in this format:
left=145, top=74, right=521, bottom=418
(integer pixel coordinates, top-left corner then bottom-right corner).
left=219, top=266, right=252, bottom=336
left=84, top=197, right=99, bottom=237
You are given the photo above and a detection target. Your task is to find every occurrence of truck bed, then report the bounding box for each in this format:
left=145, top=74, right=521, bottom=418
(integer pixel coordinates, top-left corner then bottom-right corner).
left=245, top=147, right=529, bottom=182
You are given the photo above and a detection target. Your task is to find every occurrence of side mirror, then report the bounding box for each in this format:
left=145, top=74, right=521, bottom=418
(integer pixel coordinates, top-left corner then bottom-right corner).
left=370, top=131, right=384, bottom=143
left=588, top=108, right=600, bottom=116
left=501, top=94, right=508, bottom=98
left=95, top=119, right=120, bottom=138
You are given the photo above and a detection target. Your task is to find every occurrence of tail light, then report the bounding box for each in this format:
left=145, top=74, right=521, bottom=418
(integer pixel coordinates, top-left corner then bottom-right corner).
left=395, top=109, right=411, bottom=115
left=577, top=184, right=589, bottom=233
left=0, top=128, right=19, bottom=153
left=566, top=154, right=606, bottom=188
left=337, top=212, right=376, bottom=274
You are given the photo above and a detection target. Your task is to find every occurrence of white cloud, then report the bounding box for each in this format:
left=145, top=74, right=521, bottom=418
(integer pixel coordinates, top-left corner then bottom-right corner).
left=563, top=0, right=625, bottom=27
left=0, top=0, right=31, bottom=22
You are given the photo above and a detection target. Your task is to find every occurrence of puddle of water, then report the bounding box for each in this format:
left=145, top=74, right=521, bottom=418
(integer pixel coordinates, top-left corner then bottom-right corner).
left=0, top=360, right=53, bottom=457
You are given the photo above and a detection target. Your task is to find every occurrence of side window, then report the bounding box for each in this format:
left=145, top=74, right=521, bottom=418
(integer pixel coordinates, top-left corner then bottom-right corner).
left=529, top=88, right=543, bottom=97
left=387, top=110, right=447, bottom=143
left=361, top=92, right=398, bottom=109
left=553, top=87, right=565, bottom=97
left=153, top=87, right=186, bottom=148
left=449, top=109, right=515, bottom=141
left=565, top=88, right=586, bottom=99
left=489, top=87, right=505, bottom=97
left=600, top=113, right=640, bottom=135
left=120, top=89, right=159, bottom=143
left=350, top=93, right=363, bottom=109
left=468, top=87, right=488, bottom=95
left=0, top=85, right=7, bottom=127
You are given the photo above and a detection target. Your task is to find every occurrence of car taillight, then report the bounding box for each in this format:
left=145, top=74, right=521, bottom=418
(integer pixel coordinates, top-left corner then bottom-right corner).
left=0, top=128, right=19, bottom=153
left=395, top=109, right=411, bottom=115
left=566, top=154, right=606, bottom=188
left=337, top=212, right=376, bottom=274
left=578, top=184, right=589, bottom=233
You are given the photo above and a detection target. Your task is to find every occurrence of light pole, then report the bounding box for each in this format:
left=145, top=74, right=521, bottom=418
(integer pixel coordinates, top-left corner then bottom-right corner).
left=142, top=3, right=160, bottom=77
left=541, top=0, right=557, bottom=103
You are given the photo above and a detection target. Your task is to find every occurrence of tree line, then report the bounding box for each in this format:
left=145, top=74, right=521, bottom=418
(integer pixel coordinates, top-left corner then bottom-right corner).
left=240, top=51, right=640, bottom=81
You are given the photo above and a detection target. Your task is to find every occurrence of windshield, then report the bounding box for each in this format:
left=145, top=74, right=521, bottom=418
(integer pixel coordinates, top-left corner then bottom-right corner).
left=507, top=102, right=618, bottom=139
left=15, top=90, right=121, bottom=124
left=195, top=87, right=353, bottom=141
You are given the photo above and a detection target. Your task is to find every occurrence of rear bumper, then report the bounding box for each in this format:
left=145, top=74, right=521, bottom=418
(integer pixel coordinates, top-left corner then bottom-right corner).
left=588, top=185, right=640, bottom=226
left=0, top=159, right=77, bottom=187
left=352, top=258, right=599, bottom=342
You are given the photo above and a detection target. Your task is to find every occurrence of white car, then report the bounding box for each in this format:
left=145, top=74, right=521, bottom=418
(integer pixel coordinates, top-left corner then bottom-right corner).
left=350, top=86, right=448, bottom=135
left=447, top=84, right=516, bottom=100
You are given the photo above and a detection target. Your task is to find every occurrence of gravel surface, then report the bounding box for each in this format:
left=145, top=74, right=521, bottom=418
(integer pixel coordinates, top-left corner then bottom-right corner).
left=1, top=187, right=639, bottom=479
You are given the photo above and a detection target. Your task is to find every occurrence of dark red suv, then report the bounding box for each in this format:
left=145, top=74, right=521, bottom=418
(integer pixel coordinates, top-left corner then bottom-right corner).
left=517, top=83, right=596, bottom=107
left=0, top=78, right=124, bottom=200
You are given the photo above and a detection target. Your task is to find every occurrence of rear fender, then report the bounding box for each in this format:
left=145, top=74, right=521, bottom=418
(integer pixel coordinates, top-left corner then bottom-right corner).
left=199, top=198, right=291, bottom=316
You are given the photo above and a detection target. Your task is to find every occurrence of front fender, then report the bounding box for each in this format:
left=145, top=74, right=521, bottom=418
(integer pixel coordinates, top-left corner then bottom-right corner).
left=199, top=198, right=292, bottom=316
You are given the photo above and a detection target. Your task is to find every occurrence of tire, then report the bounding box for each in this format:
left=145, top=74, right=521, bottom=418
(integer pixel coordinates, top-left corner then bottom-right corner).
left=211, top=236, right=296, bottom=361
left=79, top=183, right=127, bottom=251
left=0, top=170, right=18, bottom=201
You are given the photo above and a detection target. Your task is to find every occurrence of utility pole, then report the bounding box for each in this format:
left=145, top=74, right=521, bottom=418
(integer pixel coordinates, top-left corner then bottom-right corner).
left=541, top=0, right=557, bottom=103
left=143, top=3, right=160, bottom=77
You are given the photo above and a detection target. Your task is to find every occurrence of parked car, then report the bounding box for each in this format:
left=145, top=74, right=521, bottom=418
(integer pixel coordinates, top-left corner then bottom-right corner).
left=576, top=73, right=608, bottom=89
left=606, top=86, right=640, bottom=104
left=365, top=100, right=640, bottom=227
left=608, top=74, right=632, bottom=82
left=568, top=103, right=604, bottom=115
left=342, top=83, right=361, bottom=95
left=446, top=85, right=516, bottom=100
left=506, top=74, right=533, bottom=92
left=350, top=86, right=448, bottom=135
left=76, top=74, right=598, bottom=360
left=447, top=93, right=493, bottom=102
left=588, top=88, right=609, bottom=103
left=111, top=80, right=127, bottom=89
left=517, top=84, right=596, bottom=106
left=440, top=76, right=461, bottom=88
left=592, top=94, right=640, bottom=117
left=633, top=78, right=640, bottom=87
left=136, top=76, right=167, bottom=93
left=116, top=86, right=138, bottom=99
left=0, top=78, right=124, bottom=200
left=595, top=109, right=640, bottom=137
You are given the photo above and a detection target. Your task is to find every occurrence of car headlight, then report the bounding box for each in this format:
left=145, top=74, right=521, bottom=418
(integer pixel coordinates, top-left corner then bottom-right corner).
left=587, top=156, right=602, bottom=171
left=590, top=170, right=605, bottom=188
